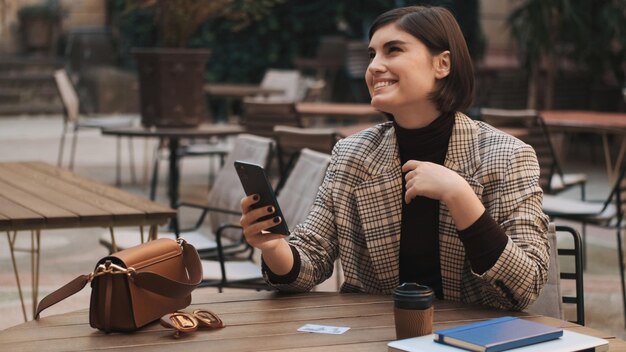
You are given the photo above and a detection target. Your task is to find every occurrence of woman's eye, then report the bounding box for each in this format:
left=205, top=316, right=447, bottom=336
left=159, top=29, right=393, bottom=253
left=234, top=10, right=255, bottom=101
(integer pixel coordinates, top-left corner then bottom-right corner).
left=388, top=46, right=401, bottom=53
left=368, top=52, right=375, bottom=61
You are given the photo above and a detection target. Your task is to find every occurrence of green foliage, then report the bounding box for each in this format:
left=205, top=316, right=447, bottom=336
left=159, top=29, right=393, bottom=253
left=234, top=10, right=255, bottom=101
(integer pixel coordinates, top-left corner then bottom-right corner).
left=17, top=0, right=61, bottom=20
left=508, top=0, right=625, bottom=84
left=112, top=0, right=486, bottom=82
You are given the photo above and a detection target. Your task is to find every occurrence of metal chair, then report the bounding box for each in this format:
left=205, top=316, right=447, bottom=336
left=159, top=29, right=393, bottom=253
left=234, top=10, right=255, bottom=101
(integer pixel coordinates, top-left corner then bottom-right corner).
left=199, top=148, right=332, bottom=291
left=99, top=134, right=274, bottom=258
left=480, top=108, right=587, bottom=198
left=54, top=69, right=139, bottom=184
left=542, top=165, right=626, bottom=326
left=241, top=101, right=302, bottom=138
left=273, top=125, right=339, bottom=189
left=294, top=36, right=347, bottom=101
left=527, top=224, right=585, bottom=325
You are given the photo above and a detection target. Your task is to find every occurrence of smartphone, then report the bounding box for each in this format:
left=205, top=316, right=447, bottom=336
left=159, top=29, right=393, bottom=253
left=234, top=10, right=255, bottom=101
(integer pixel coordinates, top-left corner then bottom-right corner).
left=234, top=161, right=290, bottom=236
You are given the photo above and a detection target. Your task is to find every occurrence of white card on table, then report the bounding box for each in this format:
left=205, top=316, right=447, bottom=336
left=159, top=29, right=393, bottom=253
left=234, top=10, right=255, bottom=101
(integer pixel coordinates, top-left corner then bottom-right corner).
left=297, top=324, right=350, bottom=334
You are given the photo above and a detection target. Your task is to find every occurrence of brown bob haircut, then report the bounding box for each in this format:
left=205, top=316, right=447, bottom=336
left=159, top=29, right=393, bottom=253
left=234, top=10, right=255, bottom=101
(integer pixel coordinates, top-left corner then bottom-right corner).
left=369, top=6, right=474, bottom=113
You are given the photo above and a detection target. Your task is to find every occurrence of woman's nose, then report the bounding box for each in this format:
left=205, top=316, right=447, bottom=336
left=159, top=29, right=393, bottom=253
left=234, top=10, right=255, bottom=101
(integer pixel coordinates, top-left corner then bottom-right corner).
left=367, top=55, right=386, bottom=75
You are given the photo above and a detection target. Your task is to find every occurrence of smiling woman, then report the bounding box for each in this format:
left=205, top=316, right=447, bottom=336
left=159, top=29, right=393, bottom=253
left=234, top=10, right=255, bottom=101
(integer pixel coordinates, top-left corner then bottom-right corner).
left=238, top=5, right=550, bottom=313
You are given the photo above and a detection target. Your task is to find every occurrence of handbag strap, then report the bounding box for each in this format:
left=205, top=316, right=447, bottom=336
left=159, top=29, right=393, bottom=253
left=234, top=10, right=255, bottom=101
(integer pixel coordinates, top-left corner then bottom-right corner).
left=35, top=240, right=202, bottom=320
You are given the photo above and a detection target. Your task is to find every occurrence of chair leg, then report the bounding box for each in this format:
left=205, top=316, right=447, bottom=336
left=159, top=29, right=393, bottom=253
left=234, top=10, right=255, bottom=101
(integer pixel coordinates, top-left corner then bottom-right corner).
left=582, top=223, right=587, bottom=270
left=128, top=137, right=137, bottom=184
left=69, top=129, right=79, bottom=170
left=617, top=229, right=626, bottom=327
left=116, top=136, right=122, bottom=186
left=57, top=129, right=67, bottom=167
left=149, top=148, right=160, bottom=201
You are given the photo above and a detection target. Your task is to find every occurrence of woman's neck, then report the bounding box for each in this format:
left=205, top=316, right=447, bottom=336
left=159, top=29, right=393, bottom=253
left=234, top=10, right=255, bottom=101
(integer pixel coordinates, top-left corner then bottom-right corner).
left=392, top=103, right=441, bottom=129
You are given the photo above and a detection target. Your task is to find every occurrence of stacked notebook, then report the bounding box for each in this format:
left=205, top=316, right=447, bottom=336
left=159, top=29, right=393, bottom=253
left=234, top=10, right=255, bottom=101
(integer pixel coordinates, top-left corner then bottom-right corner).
left=388, top=317, right=609, bottom=352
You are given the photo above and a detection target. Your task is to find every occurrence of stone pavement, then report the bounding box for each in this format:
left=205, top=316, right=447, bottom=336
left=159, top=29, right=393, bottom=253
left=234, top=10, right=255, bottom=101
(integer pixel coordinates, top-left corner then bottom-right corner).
left=0, top=115, right=624, bottom=340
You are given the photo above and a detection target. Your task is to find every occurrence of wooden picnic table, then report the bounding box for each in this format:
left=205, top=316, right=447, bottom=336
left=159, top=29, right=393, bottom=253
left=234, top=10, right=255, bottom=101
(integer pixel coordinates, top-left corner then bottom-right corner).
left=0, top=161, right=175, bottom=321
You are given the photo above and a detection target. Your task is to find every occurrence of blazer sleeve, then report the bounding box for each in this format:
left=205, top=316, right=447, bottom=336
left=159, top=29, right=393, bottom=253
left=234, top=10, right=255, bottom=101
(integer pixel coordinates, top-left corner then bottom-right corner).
left=474, top=143, right=550, bottom=310
left=262, top=142, right=342, bottom=292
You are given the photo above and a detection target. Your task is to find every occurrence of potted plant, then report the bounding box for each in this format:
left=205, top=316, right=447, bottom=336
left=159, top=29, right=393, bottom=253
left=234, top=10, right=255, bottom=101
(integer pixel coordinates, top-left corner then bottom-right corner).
left=18, top=0, right=62, bottom=54
left=126, top=0, right=281, bottom=128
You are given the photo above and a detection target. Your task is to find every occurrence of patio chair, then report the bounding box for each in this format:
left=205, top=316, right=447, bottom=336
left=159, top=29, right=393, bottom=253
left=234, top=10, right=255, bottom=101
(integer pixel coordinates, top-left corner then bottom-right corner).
left=99, top=134, right=274, bottom=257
left=542, top=164, right=626, bottom=325
left=527, top=224, right=585, bottom=325
left=199, top=148, right=332, bottom=291
left=344, top=40, right=370, bottom=102
left=241, top=101, right=302, bottom=138
left=480, top=108, right=587, bottom=198
left=54, top=69, right=139, bottom=184
left=273, top=125, right=339, bottom=189
left=294, top=36, right=347, bottom=101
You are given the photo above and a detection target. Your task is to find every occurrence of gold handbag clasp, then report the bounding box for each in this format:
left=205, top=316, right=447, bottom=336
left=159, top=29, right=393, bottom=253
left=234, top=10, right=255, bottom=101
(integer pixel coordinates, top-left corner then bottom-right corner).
left=88, top=260, right=136, bottom=282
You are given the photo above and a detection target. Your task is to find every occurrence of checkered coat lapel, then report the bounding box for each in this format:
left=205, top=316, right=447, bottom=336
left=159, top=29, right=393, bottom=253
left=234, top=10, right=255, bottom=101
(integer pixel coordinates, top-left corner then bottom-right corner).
left=440, top=113, right=484, bottom=301
left=353, top=125, right=402, bottom=292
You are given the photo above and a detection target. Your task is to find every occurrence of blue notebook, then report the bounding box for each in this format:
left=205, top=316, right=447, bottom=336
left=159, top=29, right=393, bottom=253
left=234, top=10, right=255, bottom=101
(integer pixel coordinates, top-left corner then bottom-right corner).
left=434, top=316, right=563, bottom=352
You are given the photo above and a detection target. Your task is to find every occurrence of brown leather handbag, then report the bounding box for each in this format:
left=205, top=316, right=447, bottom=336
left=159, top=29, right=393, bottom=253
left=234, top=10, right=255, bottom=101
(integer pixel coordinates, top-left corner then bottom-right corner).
left=35, top=238, right=202, bottom=332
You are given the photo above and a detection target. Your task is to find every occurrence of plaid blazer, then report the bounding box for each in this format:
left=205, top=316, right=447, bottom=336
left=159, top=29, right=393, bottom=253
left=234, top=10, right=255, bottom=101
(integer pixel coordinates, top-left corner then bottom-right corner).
left=267, top=113, right=550, bottom=310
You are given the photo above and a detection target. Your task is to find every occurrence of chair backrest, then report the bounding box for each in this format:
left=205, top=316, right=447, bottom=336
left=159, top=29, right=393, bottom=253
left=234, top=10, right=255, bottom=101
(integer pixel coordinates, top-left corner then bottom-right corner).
left=241, top=101, right=301, bottom=138
left=277, top=148, right=331, bottom=229
left=480, top=108, right=558, bottom=193
left=273, top=125, right=338, bottom=184
left=344, top=41, right=369, bottom=79
left=527, top=224, right=585, bottom=325
left=53, top=69, right=80, bottom=123
left=315, top=36, right=348, bottom=70
left=258, top=69, right=303, bottom=103
left=206, top=134, right=274, bottom=233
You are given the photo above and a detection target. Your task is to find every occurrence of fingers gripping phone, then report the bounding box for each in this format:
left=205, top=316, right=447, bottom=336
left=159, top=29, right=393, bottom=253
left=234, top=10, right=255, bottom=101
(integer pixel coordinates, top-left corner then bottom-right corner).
left=234, top=161, right=290, bottom=236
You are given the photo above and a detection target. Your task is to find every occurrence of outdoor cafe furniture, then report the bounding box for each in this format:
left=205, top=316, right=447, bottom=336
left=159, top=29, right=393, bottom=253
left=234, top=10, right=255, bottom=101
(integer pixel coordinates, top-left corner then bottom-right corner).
left=102, top=124, right=244, bottom=210
left=542, top=110, right=626, bottom=185
left=0, top=161, right=175, bottom=321
left=1, top=291, right=623, bottom=351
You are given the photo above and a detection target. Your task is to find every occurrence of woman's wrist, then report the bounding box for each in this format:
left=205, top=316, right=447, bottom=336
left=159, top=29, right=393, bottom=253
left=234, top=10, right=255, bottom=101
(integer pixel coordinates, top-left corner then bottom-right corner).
left=261, top=239, right=294, bottom=276
left=442, top=181, right=485, bottom=230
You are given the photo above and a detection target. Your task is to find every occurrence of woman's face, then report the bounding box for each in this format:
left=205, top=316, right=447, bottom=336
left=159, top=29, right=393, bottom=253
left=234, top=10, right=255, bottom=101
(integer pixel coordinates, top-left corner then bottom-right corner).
left=366, top=23, right=446, bottom=125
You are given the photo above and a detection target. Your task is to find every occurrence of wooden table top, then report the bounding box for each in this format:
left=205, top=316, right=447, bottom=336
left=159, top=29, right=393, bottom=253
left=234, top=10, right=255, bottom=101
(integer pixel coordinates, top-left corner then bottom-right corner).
left=542, top=110, right=626, bottom=133
left=102, top=124, right=245, bottom=139
left=204, top=83, right=284, bottom=98
left=0, top=161, right=175, bottom=232
left=2, top=291, right=621, bottom=352
left=296, top=102, right=384, bottom=119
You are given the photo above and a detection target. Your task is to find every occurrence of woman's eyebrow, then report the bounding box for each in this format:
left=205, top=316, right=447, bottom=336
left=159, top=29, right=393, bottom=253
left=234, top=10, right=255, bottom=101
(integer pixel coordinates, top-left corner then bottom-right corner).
left=368, top=40, right=408, bottom=52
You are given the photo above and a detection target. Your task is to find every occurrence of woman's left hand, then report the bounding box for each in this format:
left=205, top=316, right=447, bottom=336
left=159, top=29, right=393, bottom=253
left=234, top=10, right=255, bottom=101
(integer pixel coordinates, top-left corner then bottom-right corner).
left=402, top=160, right=468, bottom=204
left=403, top=160, right=485, bottom=230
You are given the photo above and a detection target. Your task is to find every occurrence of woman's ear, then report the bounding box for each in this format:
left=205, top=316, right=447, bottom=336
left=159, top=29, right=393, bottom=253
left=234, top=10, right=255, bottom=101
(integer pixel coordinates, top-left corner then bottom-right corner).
left=433, top=51, right=451, bottom=79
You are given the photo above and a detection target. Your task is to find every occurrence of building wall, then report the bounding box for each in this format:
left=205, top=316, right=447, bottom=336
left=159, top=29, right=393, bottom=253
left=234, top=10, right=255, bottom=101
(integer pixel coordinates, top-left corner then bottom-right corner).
left=0, top=0, right=106, bottom=54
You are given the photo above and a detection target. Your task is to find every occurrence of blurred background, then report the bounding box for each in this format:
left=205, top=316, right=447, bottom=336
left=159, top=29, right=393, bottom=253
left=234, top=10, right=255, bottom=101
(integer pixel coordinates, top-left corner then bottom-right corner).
left=0, top=0, right=623, bottom=117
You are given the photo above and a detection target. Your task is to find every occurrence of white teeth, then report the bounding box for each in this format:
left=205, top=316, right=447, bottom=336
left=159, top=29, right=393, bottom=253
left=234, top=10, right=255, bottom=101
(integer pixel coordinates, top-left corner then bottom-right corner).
left=374, top=81, right=395, bottom=89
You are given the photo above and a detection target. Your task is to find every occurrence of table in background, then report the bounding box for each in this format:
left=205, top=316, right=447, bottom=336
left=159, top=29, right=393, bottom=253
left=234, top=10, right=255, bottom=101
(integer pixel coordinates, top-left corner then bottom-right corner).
left=542, top=110, right=626, bottom=184
left=102, top=124, right=244, bottom=209
left=296, top=102, right=385, bottom=126
left=205, top=84, right=285, bottom=121
left=0, top=161, right=175, bottom=321
left=0, top=291, right=622, bottom=351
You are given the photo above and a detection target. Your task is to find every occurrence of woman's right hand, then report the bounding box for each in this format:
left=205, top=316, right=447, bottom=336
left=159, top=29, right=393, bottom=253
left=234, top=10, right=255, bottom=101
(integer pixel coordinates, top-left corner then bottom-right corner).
left=239, top=194, right=287, bottom=251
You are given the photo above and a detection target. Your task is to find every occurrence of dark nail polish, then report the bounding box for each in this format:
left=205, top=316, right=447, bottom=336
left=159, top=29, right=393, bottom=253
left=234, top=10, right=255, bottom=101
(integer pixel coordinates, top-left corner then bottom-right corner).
left=267, top=206, right=274, bottom=212
left=253, top=194, right=259, bottom=201
left=273, top=216, right=280, bottom=223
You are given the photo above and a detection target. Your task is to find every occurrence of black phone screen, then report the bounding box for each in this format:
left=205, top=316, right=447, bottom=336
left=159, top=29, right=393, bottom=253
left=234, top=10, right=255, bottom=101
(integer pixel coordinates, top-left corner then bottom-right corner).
left=234, top=161, right=289, bottom=236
